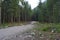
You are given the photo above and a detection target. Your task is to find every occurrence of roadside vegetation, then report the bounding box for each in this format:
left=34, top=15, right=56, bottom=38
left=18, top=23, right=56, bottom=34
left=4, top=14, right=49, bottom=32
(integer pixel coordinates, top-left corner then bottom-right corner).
left=0, top=22, right=29, bottom=29
left=34, top=22, right=60, bottom=33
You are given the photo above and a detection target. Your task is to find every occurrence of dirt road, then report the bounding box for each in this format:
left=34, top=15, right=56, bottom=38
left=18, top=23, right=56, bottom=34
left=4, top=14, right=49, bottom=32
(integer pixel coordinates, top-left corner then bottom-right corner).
left=0, top=21, right=36, bottom=40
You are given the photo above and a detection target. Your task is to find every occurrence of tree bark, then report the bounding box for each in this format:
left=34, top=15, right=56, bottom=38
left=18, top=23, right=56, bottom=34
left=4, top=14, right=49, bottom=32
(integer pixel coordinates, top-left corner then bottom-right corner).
left=0, top=0, right=1, bottom=24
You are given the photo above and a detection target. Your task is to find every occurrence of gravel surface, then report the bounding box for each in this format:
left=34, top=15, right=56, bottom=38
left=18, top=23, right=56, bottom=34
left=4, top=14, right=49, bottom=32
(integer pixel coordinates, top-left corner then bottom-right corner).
left=0, top=21, right=36, bottom=40
left=0, top=21, right=59, bottom=40
left=3, top=30, right=60, bottom=40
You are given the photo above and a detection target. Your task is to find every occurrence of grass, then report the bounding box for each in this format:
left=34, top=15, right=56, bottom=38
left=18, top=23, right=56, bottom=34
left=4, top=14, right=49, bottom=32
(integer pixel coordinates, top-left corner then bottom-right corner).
left=0, top=22, right=28, bottom=29
left=34, top=22, right=60, bottom=33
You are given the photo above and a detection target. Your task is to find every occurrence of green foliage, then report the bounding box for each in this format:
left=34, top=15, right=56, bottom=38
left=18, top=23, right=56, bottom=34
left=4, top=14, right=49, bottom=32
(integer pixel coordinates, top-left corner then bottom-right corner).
left=1, top=0, right=60, bottom=25
left=1, top=0, right=19, bottom=23
left=1, top=0, right=32, bottom=23
left=35, top=23, right=60, bottom=33
left=32, top=0, right=60, bottom=23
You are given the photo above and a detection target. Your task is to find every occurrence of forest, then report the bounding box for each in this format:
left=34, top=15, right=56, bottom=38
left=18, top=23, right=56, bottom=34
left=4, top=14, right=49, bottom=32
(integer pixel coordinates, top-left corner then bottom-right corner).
left=0, top=0, right=60, bottom=23
left=0, top=0, right=60, bottom=40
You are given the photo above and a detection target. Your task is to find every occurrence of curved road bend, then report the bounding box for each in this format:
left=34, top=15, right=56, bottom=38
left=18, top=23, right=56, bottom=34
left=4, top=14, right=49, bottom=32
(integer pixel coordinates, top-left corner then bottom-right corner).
left=0, top=21, right=36, bottom=40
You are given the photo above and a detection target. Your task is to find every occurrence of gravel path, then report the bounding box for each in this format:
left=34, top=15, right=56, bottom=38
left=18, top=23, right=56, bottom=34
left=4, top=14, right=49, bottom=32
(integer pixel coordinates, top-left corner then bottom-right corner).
left=0, top=21, right=36, bottom=40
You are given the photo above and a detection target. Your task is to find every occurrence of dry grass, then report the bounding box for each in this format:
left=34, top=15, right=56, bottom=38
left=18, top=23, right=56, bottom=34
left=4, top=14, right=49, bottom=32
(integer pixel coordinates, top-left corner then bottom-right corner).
left=0, top=22, right=29, bottom=29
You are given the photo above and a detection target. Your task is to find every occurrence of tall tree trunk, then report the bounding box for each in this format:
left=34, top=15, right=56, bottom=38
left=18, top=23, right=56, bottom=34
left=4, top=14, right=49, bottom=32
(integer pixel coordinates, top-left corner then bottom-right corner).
left=0, top=0, right=1, bottom=24
left=0, top=7, right=1, bottom=24
left=11, top=13, right=13, bottom=23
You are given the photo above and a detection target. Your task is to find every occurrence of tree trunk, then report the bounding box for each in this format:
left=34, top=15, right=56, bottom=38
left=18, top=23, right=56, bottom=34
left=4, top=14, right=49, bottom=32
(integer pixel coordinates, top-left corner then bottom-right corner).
left=0, top=0, right=1, bottom=24
left=0, top=6, right=1, bottom=24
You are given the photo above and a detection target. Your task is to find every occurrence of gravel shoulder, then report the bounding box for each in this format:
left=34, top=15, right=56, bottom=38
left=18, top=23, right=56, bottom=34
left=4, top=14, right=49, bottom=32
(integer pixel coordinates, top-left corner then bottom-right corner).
left=0, top=21, right=36, bottom=40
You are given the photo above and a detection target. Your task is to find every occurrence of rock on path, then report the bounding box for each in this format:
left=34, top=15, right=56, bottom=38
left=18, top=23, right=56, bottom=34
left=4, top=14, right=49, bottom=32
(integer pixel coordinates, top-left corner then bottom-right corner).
left=0, top=21, right=36, bottom=40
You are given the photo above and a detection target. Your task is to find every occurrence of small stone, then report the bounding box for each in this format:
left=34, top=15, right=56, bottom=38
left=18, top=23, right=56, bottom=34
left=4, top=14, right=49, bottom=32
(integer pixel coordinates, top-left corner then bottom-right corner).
left=31, top=32, right=35, bottom=36
left=26, top=35, right=32, bottom=37
left=51, top=27, right=56, bottom=33
left=39, top=32, right=43, bottom=36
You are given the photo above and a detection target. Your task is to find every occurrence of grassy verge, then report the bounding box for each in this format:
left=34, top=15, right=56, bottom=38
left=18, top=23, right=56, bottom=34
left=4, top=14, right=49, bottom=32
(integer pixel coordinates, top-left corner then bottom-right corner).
left=34, top=22, right=60, bottom=33
left=0, top=22, right=29, bottom=29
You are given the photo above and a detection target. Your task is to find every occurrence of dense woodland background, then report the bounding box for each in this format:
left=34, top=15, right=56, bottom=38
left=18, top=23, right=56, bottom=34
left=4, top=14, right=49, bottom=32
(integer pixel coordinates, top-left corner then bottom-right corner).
left=0, top=0, right=60, bottom=24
